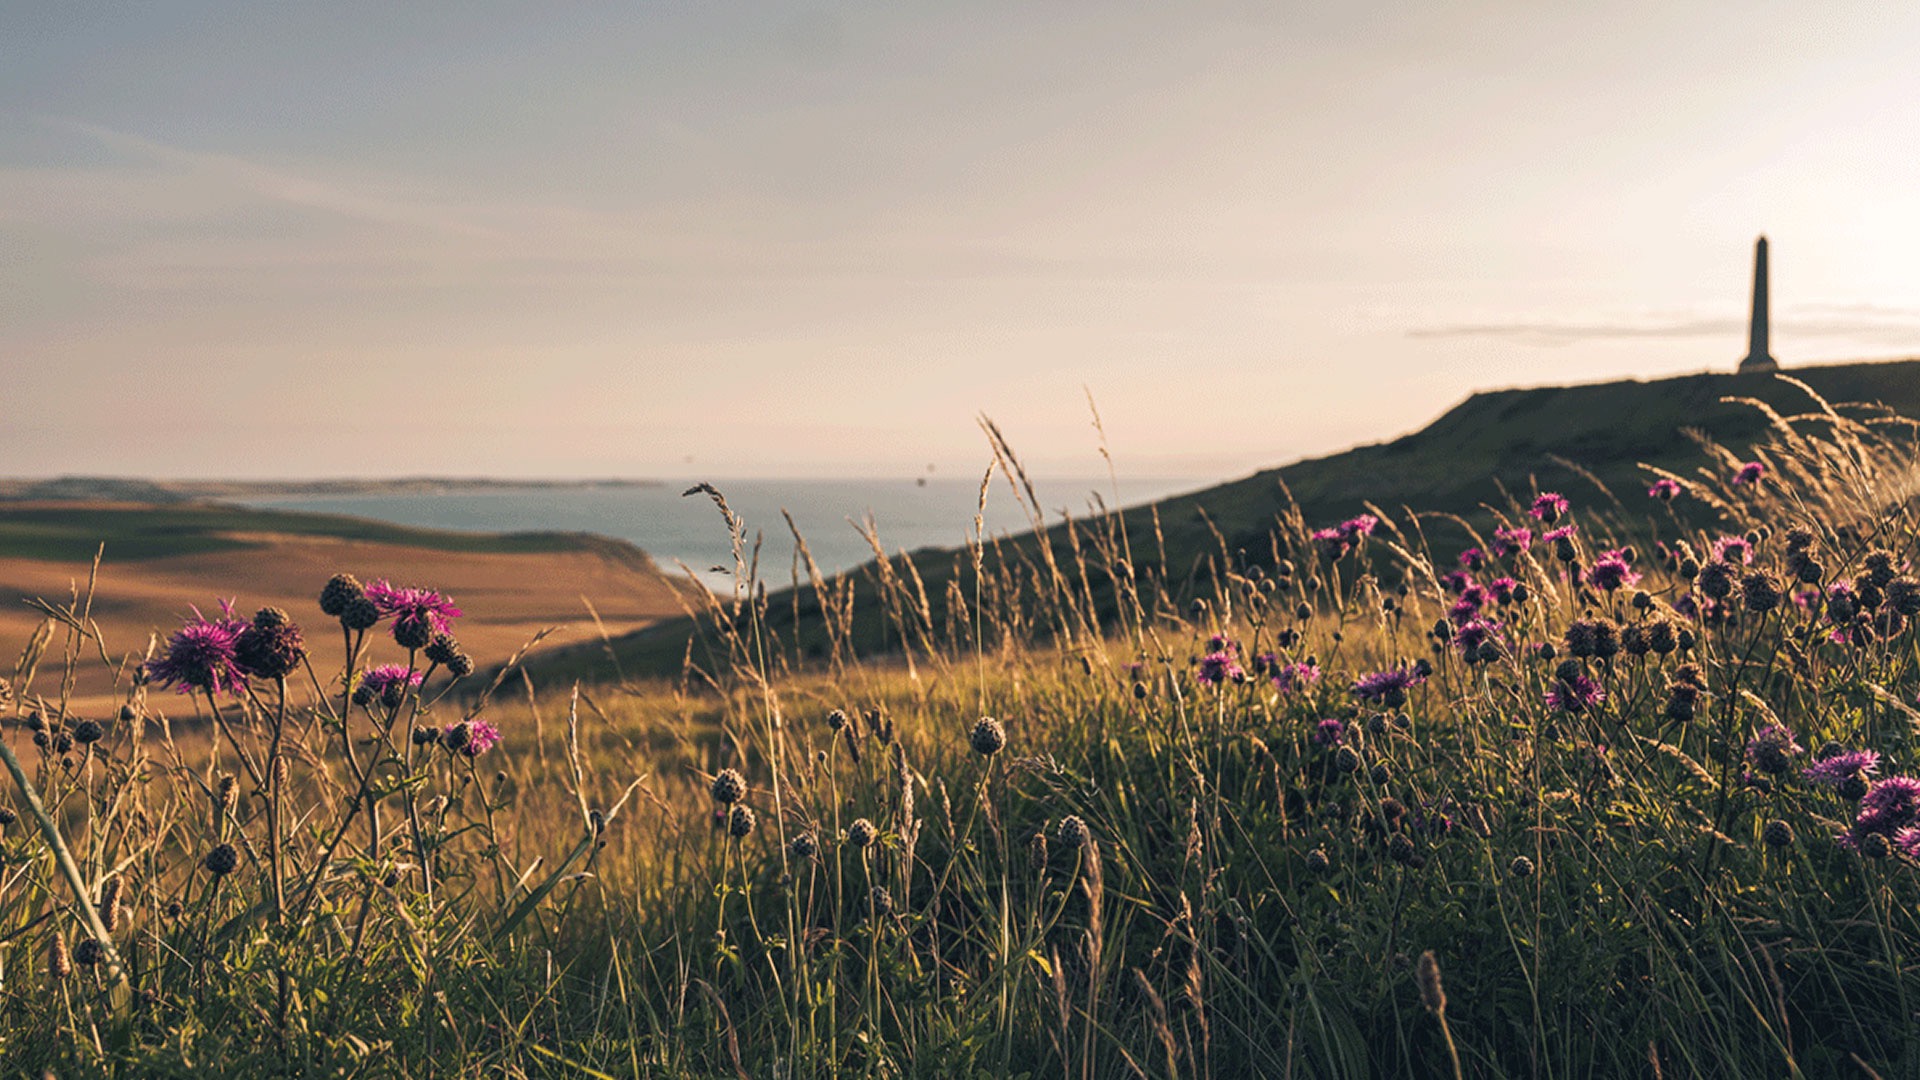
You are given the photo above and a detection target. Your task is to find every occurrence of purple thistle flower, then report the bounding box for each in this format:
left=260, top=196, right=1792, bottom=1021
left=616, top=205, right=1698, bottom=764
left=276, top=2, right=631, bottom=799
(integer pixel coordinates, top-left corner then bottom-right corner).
left=1453, top=618, right=1502, bottom=659
left=1338, top=515, right=1379, bottom=539
left=1734, top=461, right=1767, bottom=486
left=1492, top=525, right=1533, bottom=556
left=1804, top=749, right=1881, bottom=787
left=1648, top=478, right=1683, bottom=500
left=1206, top=634, right=1238, bottom=654
left=365, top=580, right=464, bottom=646
left=1894, top=826, right=1920, bottom=860
left=146, top=602, right=249, bottom=696
left=1352, top=663, right=1426, bottom=708
left=360, top=661, right=424, bottom=691
left=1488, top=576, right=1520, bottom=604
left=1439, top=570, right=1474, bottom=596
left=1458, top=547, right=1486, bottom=571
left=1271, top=660, right=1320, bottom=693
left=1310, top=718, right=1345, bottom=746
left=1584, top=548, right=1642, bottom=592
left=1309, top=527, right=1352, bottom=561
left=1196, top=650, right=1245, bottom=687
left=1744, top=725, right=1803, bottom=776
left=1529, top=493, right=1569, bottom=523
left=1546, top=672, right=1605, bottom=714
left=1542, top=524, right=1577, bottom=544
left=1711, top=535, right=1754, bottom=566
left=1844, top=776, right=1920, bottom=848
left=461, top=719, right=502, bottom=757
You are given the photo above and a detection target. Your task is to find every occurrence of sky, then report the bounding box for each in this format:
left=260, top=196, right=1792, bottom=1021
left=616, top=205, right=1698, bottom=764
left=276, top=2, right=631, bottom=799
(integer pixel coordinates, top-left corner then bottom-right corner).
left=5, top=2, right=1920, bottom=481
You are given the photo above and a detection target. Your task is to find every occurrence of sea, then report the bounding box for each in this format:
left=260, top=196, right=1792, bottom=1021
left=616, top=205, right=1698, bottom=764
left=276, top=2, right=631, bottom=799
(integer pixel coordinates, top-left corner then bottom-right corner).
left=231, top=476, right=1202, bottom=589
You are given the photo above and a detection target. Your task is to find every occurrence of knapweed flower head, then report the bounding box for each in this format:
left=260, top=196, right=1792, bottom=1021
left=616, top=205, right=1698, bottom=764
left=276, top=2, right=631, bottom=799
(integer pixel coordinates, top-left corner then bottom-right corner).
left=1270, top=660, right=1320, bottom=693
left=1647, top=478, right=1682, bottom=500
left=1542, top=524, right=1577, bottom=545
left=1352, top=663, right=1426, bottom=708
left=1310, top=718, right=1345, bottom=746
left=1438, top=570, right=1474, bottom=596
left=1196, top=650, right=1245, bottom=687
left=1734, top=460, right=1767, bottom=485
left=1546, top=669, right=1605, bottom=714
left=1492, top=525, right=1533, bottom=556
left=1584, top=549, right=1641, bottom=592
left=365, top=580, right=463, bottom=650
left=234, top=607, right=306, bottom=680
left=1310, top=515, right=1378, bottom=561
left=457, top=720, right=502, bottom=758
left=1458, top=547, right=1486, bottom=571
left=1744, top=725, right=1803, bottom=776
left=1453, top=619, right=1503, bottom=663
left=147, top=602, right=250, bottom=696
left=1488, top=577, right=1521, bottom=604
left=1711, top=535, right=1754, bottom=566
left=1843, top=776, right=1920, bottom=849
left=1804, top=749, right=1881, bottom=787
left=353, top=663, right=424, bottom=708
left=1528, top=493, right=1569, bottom=523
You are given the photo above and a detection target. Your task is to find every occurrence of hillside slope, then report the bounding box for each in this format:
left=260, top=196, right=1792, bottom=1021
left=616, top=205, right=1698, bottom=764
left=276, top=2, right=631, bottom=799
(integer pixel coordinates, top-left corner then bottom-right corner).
left=529, top=358, right=1920, bottom=682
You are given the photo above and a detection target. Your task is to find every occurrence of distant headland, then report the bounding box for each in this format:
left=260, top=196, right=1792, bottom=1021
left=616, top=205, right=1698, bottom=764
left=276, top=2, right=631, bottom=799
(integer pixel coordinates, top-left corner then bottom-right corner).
left=0, top=476, right=663, bottom=504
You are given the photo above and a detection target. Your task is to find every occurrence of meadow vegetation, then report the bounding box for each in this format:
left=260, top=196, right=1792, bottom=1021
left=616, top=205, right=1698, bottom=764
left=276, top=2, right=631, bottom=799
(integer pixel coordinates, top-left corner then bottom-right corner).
left=5, top=378, right=1920, bottom=1077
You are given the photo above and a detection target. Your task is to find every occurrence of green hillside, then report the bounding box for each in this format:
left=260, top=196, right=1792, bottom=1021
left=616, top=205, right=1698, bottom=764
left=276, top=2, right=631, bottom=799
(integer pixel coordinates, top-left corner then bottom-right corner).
left=530, top=359, right=1920, bottom=682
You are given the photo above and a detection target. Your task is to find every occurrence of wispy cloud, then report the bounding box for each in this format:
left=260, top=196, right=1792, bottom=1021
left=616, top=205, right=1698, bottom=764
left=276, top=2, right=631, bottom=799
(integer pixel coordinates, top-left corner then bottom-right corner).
left=40, top=117, right=505, bottom=240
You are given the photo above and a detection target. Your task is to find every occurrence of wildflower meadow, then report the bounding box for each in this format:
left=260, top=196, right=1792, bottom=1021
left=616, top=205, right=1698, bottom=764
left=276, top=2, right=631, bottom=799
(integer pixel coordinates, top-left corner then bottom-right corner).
left=5, top=385, right=1920, bottom=1077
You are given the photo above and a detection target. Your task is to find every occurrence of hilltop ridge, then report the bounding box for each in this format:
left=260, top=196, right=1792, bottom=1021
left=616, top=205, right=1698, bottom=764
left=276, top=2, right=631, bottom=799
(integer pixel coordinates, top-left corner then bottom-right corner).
left=529, top=357, right=1920, bottom=681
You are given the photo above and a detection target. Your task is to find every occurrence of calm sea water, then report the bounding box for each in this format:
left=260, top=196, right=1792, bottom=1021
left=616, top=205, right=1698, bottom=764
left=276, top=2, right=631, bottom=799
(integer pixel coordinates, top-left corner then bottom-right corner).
left=232, top=477, right=1200, bottom=587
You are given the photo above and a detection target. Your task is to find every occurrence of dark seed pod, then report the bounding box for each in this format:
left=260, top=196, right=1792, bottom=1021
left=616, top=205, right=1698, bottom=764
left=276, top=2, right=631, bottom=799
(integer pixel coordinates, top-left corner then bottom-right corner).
left=341, top=596, right=381, bottom=632
left=1369, top=763, right=1391, bottom=785
left=1841, top=775, right=1870, bottom=801
left=392, top=617, right=433, bottom=651
left=412, top=726, right=442, bottom=747
left=869, top=885, right=894, bottom=920
left=1055, top=815, right=1090, bottom=850
left=1387, top=832, right=1418, bottom=866
left=0, top=806, right=15, bottom=826
left=73, top=937, right=103, bottom=967
left=235, top=607, right=306, bottom=680
left=1742, top=571, right=1781, bottom=615
left=447, top=652, right=475, bottom=678
left=1862, top=832, right=1893, bottom=859
left=969, top=717, right=1007, bottom=756
left=727, top=805, right=756, bottom=839
left=1026, top=830, right=1048, bottom=870
left=1762, top=820, right=1794, bottom=848
left=320, top=573, right=366, bottom=617
left=1305, top=848, right=1330, bottom=874
left=1509, top=855, right=1535, bottom=878
left=203, top=843, right=239, bottom=877
left=710, top=768, right=746, bottom=805
left=1334, top=746, right=1361, bottom=773
left=119, top=704, right=137, bottom=722
left=423, top=633, right=463, bottom=666
left=789, top=833, right=818, bottom=859
left=72, top=719, right=104, bottom=745
left=847, top=818, right=878, bottom=849
left=826, top=708, right=848, bottom=731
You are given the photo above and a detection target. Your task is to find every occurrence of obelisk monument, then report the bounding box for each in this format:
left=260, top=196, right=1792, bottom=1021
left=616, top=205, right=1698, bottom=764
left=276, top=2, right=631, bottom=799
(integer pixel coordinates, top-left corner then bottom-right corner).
left=1738, top=235, right=1779, bottom=372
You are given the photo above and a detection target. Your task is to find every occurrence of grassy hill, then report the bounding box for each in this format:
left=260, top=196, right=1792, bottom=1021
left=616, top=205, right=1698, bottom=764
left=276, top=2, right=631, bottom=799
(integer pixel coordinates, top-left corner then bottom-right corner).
left=528, top=358, right=1920, bottom=683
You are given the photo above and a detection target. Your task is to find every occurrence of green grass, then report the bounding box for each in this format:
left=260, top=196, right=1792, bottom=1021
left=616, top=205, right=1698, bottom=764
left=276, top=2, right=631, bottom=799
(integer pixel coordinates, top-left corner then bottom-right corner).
left=7, top=376, right=1920, bottom=1075
left=0, top=502, right=656, bottom=566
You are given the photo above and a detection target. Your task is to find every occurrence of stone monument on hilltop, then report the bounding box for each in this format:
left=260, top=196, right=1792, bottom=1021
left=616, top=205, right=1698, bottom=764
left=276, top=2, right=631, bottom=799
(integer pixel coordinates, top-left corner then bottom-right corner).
left=1738, top=235, right=1779, bottom=372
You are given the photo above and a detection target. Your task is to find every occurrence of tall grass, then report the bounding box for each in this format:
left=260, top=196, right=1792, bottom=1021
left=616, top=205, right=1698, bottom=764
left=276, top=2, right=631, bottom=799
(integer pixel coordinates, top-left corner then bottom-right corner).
left=3, top=379, right=1920, bottom=1076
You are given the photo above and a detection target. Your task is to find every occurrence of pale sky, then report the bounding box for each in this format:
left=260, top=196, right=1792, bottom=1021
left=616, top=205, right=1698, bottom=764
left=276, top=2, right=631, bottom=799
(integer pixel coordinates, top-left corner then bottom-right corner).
left=5, top=2, right=1920, bottom=480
